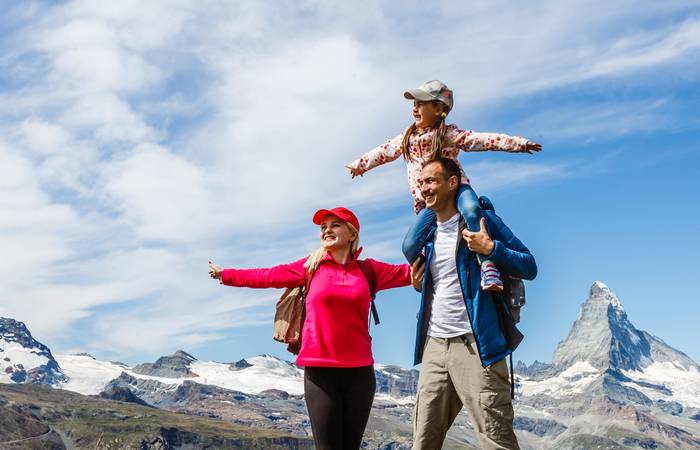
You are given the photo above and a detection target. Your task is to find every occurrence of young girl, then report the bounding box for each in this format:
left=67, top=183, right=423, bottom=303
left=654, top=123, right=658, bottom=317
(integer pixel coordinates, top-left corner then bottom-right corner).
left=346, top=80, right=541, bottom=291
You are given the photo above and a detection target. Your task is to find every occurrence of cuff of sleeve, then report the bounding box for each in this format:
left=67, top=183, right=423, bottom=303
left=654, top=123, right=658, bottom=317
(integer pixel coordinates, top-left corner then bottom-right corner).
left=347, top=159, right=362, bottom=171
left=519, top=137, right=529, bottom=151
left=485, top=239, right=502, bottom=261
left=220, top=268, right=236, bottom=286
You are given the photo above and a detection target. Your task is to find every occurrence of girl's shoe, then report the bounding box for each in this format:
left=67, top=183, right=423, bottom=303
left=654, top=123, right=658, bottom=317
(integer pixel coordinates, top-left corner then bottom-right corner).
left=481, top=261, right=504, bottom=291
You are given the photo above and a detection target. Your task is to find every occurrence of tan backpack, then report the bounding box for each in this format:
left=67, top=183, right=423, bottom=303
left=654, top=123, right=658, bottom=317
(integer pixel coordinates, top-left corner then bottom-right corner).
left=273, top=285, right=306, bottom=354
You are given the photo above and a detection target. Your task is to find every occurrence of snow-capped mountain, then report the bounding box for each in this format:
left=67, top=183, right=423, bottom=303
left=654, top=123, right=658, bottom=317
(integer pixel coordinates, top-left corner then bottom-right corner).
left=521, top=281, right=700, bottom=408
left=551, top=281, right=698, bottom=374
left=0, top=317, right=418, bottom=401
left=0, top=317, right=65, bottom=385
left=515, top=282, right=700, bottom=449
left=56, top=352, right=306, bottom=396
left=57, top=351, right=419, bottom=400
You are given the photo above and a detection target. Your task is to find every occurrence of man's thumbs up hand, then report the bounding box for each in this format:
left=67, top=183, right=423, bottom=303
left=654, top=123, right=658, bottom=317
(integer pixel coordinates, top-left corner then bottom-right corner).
left=461, top=218, right=494, bottom=256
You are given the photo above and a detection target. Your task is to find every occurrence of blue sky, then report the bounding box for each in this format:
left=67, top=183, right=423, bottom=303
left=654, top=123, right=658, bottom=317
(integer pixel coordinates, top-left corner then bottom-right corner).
left=0, top=0, right=699, bottom=369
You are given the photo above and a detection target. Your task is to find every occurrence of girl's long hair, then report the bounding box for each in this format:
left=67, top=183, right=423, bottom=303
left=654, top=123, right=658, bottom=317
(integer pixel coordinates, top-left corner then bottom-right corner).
left=304, top=222, right=360, bottom=272
left=402, top=104, right=448, bottom=162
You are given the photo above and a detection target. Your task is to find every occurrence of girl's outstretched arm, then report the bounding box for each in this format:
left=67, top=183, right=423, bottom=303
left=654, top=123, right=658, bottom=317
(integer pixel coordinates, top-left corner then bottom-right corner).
left=346, top=133, right=404, bottom=178
left=446, top=125, right=541, bottom=154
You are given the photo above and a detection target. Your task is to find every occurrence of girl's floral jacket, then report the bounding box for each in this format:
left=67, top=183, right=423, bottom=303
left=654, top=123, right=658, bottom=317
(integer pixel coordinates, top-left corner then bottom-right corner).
left=347, top=125, right=530, bottom=213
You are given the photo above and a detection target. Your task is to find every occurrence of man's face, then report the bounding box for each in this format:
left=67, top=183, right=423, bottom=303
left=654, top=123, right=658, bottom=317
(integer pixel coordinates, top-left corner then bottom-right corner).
left=420, top=161, right=458, bottom=211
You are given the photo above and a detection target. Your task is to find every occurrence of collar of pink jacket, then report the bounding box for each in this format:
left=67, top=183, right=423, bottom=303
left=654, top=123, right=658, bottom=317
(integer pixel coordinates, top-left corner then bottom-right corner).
left=321, top=247, right=364, bottom=265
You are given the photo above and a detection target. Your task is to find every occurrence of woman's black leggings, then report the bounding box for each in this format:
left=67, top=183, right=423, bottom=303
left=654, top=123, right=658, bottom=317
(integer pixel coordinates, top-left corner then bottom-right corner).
left=304, top=365, right=376, bottom=450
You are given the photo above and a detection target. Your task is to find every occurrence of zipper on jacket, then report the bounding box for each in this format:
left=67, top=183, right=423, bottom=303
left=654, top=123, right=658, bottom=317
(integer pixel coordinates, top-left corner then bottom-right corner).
left=456, top=219, right=484, bottom=365
left=417, top=240, right=435, bottom=364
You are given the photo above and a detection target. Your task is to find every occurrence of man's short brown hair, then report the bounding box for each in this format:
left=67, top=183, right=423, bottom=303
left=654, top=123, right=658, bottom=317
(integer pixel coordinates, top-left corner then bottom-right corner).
left=423, top=157, right=461, bottom=182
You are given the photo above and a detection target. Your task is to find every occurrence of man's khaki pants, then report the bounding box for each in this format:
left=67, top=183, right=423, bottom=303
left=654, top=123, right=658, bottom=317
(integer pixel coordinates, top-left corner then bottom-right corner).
left=412, top=335, right=519, bottom=450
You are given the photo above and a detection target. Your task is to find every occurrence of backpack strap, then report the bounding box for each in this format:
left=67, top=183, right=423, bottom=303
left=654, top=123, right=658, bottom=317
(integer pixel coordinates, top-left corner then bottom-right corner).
left=509, top=352, right=515, bottom=400
left=357, top=259, right=379, bottom=325
left=302, top=261, right=317, bottom=299
left=285, top=259, right=315, bottom=355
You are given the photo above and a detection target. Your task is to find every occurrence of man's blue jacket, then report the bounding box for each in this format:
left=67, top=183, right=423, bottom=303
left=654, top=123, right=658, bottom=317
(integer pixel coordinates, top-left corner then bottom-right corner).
left=414, top=204, right=537, bottom=367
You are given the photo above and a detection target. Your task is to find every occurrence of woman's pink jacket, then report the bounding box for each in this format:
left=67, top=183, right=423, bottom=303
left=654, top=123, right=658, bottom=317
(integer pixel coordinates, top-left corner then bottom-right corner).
left=221, top=250, right=411, bottom=367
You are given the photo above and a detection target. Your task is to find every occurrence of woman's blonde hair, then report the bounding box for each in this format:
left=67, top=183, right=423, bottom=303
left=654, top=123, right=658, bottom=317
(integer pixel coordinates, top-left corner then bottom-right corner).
left=304, top=222, right=360, bottom=272
left=401, top=102, right=448, bottom=162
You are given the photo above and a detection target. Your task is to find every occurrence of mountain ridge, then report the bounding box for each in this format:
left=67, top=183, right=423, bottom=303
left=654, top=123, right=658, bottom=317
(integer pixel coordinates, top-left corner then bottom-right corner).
left=2, top=281, right=700, bottom=449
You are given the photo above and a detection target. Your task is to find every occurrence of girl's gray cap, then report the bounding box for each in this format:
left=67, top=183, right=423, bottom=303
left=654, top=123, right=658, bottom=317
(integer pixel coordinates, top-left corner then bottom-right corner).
left=404, top=80, right=453, bottom=112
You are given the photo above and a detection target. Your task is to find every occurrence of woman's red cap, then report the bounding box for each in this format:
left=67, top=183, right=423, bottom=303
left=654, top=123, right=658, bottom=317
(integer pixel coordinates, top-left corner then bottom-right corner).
left=312, top=207, right=360, bottom=232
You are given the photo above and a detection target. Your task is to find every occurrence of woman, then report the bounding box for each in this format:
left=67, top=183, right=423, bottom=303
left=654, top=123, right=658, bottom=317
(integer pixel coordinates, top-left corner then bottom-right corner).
left=208, top=206, right=418, bottom=449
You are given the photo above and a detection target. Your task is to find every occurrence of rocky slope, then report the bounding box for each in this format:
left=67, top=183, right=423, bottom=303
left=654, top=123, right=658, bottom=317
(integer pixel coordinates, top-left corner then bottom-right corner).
left=0, top=382, right=314, bottom=449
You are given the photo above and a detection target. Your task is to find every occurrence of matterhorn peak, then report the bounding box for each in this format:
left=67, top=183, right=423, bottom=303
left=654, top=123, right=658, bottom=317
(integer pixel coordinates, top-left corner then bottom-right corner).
left=590, top=280, right=610, bottom=296
left=552, top=282, right=648, bottom=372
left=585, top=281, right=625, bottom=316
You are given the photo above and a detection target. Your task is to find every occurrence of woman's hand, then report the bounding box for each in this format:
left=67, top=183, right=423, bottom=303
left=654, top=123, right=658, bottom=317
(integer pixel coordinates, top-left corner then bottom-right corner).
left=411, top=257, right=425, bottom=292
left=524, top=141, right=542, bottom=154
left=208, top=260, right=223, bottom=282
left=346, top=164, right=363, bottom=179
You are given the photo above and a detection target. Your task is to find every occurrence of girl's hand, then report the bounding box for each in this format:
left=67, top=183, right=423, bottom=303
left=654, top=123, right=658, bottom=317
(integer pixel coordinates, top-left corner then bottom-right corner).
left=346, top=165, right=363, bottom=179
left=208, top=260, right=223, bottom=281
left=524, top=141, right=542, bottom=154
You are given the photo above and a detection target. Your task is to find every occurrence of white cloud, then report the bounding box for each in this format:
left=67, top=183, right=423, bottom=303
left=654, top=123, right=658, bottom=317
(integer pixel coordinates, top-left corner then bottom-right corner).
left=180, top=32, right=404, bottom=230
left=60, top=93, right=158, bottom=144
left=0, top=144, right=79, bottom=272
left=65, top=0, right=194, bottom=50
left=8, top=118, right=101, bottom=193
left=512, top=99, right=675, bottom=141
left=16, top=118, right=72, bottom=155
left=585, top=17, right=700, bottom=79
left=102, top=143, right=219, bottom=242
left=10, top=247, right=187, bottom=334
left=37, top=0, right=193, bottom=93
left=467, top=161, right=570, bottom=194
left=401, top=2, right=700, bottom=111
left=42, top=19, right=161, bottom=93
left=87, top=292, right=273, bottom=354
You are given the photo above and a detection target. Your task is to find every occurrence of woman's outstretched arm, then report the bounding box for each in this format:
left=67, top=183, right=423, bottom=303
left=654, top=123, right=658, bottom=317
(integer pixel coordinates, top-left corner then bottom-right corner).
left=363, top=259, right=412, bottom=291
left=209, top=257, right=308, bottom=289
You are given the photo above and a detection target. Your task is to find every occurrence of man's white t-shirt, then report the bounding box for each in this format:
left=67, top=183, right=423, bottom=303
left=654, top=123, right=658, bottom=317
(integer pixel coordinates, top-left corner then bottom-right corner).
left=427, top=212, right=473, bottom=337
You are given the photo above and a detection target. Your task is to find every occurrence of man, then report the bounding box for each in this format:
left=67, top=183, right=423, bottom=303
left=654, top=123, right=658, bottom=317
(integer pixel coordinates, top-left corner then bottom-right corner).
left=409, top=157, right=537, bottom=450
